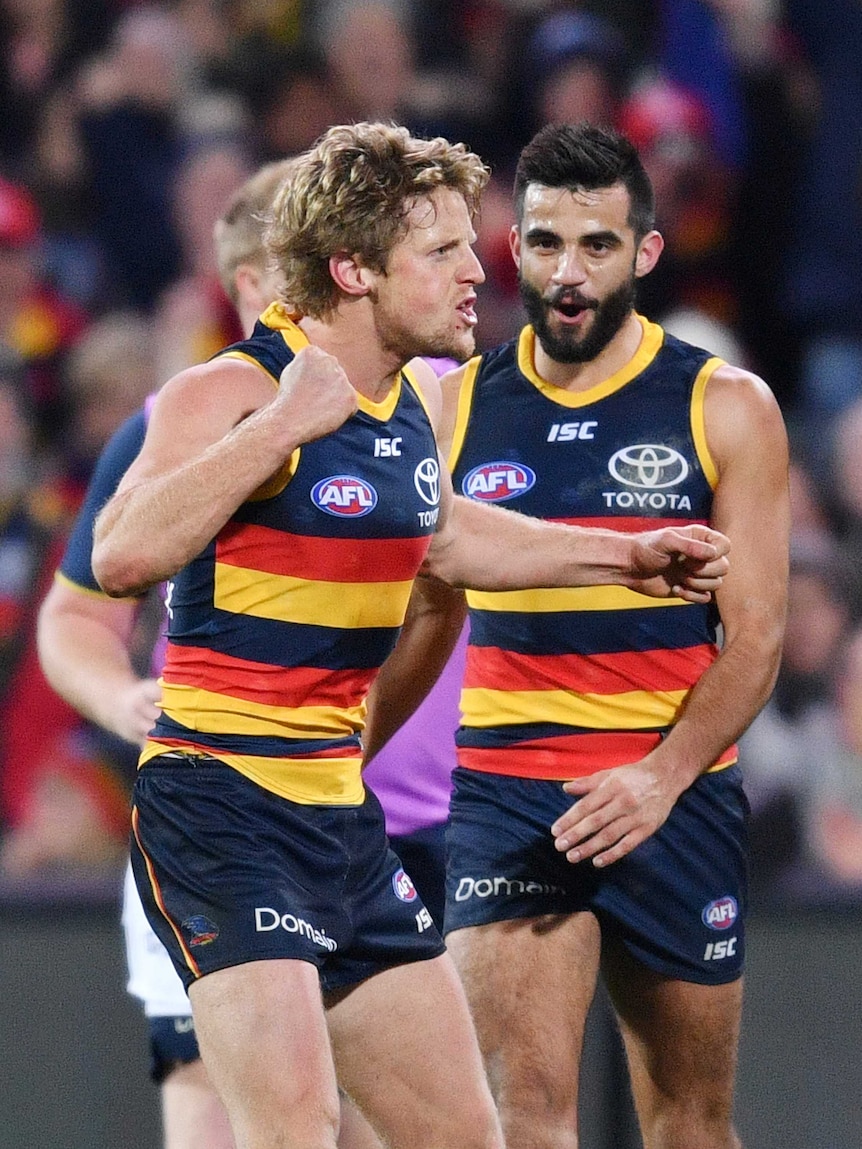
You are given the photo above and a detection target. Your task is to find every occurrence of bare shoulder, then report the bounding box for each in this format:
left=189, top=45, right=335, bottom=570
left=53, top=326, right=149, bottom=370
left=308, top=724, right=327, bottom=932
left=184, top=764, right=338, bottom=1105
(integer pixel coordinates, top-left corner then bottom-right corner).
left=703, top=362, right=788, bottom=468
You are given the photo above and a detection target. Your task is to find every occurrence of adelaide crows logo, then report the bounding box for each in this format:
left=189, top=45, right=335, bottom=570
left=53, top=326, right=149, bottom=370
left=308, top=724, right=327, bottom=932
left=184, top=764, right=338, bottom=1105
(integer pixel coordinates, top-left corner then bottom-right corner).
left=182, top=914, right=220, bottom=946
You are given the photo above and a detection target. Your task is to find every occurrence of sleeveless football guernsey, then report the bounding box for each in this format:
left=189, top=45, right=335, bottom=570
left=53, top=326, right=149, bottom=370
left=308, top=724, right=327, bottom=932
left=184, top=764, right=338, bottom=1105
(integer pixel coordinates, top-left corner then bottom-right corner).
left=449, top=315, right=737, bottom=780
left=140, top=303, right=441, bottom=804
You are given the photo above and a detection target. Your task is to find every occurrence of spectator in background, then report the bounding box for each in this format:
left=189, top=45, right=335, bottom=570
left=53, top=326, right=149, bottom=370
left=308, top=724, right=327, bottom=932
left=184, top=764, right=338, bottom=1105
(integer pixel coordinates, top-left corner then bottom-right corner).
left=0, top=364, right=129, bottom=888
left=0, top=173, right=89, bottom=452
left=315, top=1, right=420, bottom=125
left=0, top=0, right=113, bottom=166
left=782, top=626, right=862, bottom=904
left=76, top=4, right=251, bottom=312
left=150, top=141, right=251, bottom=382
left=618, top=74, right=737, bottom=328
left=519, top=8, right=628, bottom=144
left=781, top=0, right=862, bottom=425
left=739, top=534, right=856, bottom=898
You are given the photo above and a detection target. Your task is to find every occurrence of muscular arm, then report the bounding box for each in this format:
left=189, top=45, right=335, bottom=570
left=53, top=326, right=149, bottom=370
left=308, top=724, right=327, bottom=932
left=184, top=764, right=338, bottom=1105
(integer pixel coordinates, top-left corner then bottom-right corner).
left=552, top=364, right=790, bottom=866
left=92, top=347, right=358, bottom=597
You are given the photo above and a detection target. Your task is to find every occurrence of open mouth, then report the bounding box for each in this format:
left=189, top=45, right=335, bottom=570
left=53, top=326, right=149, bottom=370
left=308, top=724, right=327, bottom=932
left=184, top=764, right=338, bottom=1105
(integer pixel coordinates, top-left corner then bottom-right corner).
left=552, top=299, right=590, bottom=324
left=456, top=299, right=478, bottom=326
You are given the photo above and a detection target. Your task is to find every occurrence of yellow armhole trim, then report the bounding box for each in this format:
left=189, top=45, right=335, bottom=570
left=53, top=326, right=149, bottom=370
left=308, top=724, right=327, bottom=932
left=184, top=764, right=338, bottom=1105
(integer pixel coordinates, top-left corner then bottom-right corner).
left=447, top=356, right=482, bottom=472
left=691, top=358, right=724, bottom=490
left=517, top=316, right=665, bottom=406
left=53, top=570, right=127, bottom=600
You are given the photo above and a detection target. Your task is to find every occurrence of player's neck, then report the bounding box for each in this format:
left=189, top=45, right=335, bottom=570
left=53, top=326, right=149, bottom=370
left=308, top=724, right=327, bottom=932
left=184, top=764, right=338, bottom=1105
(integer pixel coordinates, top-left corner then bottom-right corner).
left=533, top=311, right=644, bottom=392
left=299, top=308, right=402, bottom=403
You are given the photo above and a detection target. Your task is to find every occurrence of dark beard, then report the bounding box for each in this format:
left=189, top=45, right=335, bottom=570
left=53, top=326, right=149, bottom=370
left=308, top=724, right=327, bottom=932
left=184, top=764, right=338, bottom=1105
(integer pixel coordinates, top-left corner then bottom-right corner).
left=519, top=275, right=636, bottom=364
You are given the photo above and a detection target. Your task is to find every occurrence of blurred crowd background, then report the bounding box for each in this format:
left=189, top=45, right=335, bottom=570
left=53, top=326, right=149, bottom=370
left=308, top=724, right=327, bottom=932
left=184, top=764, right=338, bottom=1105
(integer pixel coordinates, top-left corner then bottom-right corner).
left=1, top=0, right=861, bottom=908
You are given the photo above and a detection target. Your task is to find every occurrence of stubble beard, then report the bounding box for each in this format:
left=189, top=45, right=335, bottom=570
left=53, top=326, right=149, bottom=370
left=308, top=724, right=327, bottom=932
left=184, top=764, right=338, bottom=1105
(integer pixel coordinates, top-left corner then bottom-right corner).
left=519, top=274, right=637, bottom=364
left=376, top=306, right=475, bottom=364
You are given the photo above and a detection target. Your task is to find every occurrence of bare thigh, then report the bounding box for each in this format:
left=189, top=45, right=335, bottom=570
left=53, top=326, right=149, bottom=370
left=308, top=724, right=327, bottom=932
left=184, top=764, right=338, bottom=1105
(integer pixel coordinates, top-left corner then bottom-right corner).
left=326, top=953, right=503, bottom=1149
left=446, top=914, right=602, bottom=1149
left=603, top=940, right=744, bottom=1149
left=189, top=958, right=341, bottom=1149
left=161, top=1058, right=235, bottom=1149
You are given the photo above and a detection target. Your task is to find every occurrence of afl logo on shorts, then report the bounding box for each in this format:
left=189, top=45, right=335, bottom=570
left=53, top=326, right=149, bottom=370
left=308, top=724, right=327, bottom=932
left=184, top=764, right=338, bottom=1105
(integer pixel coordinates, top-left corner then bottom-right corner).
left=392, top=867, right=418, bottom=902
left=461, top=461, right=536, bottom=502
left=702, top=896, right=738, bottom=930
left=311, top=475, right=378, bottom=517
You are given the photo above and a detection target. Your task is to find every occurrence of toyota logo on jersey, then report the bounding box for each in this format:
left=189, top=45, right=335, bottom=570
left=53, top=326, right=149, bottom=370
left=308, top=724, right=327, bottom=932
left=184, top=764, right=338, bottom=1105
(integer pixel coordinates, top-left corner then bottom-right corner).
left=311, top=475, right=378, bottom=517
left=462, top=461, right=537, bottom=502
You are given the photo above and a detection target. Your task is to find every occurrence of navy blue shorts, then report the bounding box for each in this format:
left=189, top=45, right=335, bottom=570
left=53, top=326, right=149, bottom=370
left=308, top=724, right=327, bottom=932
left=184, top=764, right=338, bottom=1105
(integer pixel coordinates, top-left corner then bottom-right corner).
left=130, top=757, right=445, bottom=993
left=148, top=1016, right=199, bottom=1084
left=444, top=765, right=749, bottom=985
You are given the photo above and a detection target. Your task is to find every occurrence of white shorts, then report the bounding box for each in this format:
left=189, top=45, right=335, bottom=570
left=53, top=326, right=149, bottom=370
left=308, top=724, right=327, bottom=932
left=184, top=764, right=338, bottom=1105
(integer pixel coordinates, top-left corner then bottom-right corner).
left=122, top=861, right=191, bottom=1018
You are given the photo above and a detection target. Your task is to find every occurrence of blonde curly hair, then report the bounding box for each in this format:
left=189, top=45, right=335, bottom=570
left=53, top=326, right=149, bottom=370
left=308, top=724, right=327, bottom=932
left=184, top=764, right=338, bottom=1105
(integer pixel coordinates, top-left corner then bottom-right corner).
left=266, top=122, right=490, bottom=319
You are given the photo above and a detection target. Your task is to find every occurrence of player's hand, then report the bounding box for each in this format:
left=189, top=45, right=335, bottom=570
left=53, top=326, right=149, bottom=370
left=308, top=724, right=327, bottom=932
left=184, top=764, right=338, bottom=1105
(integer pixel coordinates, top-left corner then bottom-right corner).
left=628, top=524, right=730, bottom=602
left=274, top=345, right=358, bottom=444
left=114, top=678, right=162, bottom=746
left=550, top=761, right=682, bottom=868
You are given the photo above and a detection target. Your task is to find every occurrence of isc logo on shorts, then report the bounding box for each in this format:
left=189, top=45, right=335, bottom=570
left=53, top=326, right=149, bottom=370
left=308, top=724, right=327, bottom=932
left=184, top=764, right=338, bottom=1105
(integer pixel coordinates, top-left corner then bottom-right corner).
left=461, top=461, right=536, bottom=502
left=311, top=475, right=378, bottom=517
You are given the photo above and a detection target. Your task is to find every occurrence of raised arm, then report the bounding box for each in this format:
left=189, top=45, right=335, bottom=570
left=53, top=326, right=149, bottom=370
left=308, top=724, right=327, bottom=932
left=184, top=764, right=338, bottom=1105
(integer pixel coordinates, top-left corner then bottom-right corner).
left=92, top=346, right=357, bottom=598
left=552, top=364, right=790, bottom=866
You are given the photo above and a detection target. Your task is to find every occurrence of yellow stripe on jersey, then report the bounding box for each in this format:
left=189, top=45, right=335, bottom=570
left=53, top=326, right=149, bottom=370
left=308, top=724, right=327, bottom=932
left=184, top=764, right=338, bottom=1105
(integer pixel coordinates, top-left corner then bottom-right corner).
left=465, top=584, right=688, bottom=613
left=690, top=357, right=723, bottom=490
left=213, top=562, right=415, bottom=628
left=158, top=681, right=367, bottom=739
left=139, top=741, right=366, bottom=805
left=460, top=685, right=688, bottom=729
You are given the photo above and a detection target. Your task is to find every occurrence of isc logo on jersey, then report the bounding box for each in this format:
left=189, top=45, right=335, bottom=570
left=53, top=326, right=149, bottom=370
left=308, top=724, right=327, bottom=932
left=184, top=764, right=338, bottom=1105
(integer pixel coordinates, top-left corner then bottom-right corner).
left=311, top=475, right=378, bottom=517
left=462, top=461, right=537, bottom=502
left=702, top=896, right=738, bottom=930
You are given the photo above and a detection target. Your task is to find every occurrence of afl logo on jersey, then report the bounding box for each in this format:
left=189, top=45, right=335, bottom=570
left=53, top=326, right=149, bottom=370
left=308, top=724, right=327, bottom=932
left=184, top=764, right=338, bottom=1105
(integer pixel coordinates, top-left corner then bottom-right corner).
left=608, top=444, right=689, bottom=489
left=462, top=461, right=537, bottom=502
left=311, top=475, right=378, bottom=517
left=702, top=896, right=738, bottom=930
left=392, top=868, right=418, bottom=902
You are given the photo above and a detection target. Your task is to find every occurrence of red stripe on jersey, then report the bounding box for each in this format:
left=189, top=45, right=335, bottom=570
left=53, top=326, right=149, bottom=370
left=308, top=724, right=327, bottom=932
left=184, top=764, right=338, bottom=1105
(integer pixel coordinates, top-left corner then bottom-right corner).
left=458, top=735, right=737, bottom=779
left=216, top=522, right=430, bottom=582
left=161, top=644, right=376, bottom=708
left=463, top=643, right=718, bottom=695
